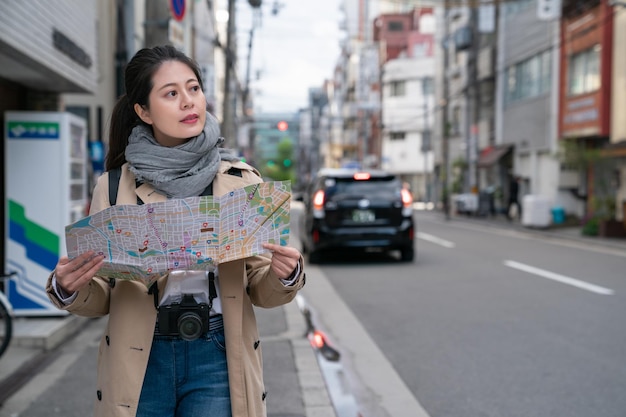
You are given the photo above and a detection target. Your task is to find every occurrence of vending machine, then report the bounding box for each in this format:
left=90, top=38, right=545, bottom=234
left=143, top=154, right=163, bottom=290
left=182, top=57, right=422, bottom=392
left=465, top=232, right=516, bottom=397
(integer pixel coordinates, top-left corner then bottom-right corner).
left=4, top=111, right=88, bottom=316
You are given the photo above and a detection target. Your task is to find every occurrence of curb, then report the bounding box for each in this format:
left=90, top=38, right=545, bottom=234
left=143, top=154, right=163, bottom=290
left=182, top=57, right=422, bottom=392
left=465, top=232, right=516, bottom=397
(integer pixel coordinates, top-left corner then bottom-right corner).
left=11, top=315, right=89, bottom=350
left=285, top=299, right=338, bottom=417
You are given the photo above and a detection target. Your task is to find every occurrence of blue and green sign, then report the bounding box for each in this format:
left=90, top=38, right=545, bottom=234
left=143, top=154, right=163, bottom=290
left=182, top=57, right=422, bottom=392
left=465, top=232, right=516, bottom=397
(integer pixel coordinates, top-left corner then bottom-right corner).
left=7, top=121, right=60, bottom=140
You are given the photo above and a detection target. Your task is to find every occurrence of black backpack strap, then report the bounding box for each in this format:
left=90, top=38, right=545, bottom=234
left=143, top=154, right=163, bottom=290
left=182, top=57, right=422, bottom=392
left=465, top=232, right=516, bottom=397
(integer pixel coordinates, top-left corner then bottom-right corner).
left=200, top=181, right=213, bottom=196
left=108, top=167, right=122, bottom=206
left=135, top=179, right=145, bottom=205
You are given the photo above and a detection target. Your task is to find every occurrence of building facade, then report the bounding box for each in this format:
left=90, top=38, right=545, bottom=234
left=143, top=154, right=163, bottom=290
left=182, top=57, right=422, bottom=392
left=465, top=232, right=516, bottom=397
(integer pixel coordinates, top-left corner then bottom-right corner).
left=378, top=9, right=436, bottom=201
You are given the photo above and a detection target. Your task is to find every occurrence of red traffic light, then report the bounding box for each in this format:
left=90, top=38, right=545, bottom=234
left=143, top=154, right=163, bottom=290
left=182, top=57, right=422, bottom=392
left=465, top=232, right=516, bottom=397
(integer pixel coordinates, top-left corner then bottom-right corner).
left=277, top=121, right=288, bottom=131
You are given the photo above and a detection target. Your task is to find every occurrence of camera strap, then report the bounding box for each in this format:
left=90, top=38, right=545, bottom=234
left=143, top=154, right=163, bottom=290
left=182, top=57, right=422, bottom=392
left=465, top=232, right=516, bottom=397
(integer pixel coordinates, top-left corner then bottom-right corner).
left=208, top=271, right=217, bottom=311
left=148, top=282, right=159, bottom=310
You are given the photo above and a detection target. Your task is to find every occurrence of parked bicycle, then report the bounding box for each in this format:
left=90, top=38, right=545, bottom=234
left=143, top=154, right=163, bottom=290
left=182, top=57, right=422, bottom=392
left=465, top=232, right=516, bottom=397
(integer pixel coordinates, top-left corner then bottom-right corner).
left=0, top=272, right=16, bottom=360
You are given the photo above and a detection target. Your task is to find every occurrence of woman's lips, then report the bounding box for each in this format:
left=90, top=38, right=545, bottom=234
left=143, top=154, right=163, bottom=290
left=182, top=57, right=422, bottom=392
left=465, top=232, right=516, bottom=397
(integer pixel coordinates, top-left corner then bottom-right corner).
left=181, top=114, right=199, bottom=123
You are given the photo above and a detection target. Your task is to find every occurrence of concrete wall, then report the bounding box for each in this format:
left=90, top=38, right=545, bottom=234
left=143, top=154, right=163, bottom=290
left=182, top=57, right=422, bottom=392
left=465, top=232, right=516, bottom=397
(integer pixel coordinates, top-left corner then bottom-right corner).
left=500, top=5, right=554, bottom=152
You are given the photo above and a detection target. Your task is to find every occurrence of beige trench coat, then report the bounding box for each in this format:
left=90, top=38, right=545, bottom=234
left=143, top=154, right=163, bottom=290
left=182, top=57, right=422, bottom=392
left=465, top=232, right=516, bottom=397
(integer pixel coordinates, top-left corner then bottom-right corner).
left=46, top=160, right=305, bottom=417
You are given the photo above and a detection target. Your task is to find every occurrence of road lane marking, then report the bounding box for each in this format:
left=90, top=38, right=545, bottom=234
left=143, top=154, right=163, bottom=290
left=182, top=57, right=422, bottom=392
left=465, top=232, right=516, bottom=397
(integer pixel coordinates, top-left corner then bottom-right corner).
left=504, top=260, right=615, bottom=295
left=417, top=232, right=455, bottom=248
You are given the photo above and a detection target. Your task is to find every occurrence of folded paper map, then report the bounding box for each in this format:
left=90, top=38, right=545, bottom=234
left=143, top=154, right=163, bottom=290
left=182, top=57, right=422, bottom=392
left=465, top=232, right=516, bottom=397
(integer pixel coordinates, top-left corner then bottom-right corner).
left=65, top=181, right=291, bottom=287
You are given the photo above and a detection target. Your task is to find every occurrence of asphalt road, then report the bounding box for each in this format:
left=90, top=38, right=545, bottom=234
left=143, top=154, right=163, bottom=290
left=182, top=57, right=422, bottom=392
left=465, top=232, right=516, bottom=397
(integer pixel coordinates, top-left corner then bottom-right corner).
left=303, top=210, right=626, bottom=417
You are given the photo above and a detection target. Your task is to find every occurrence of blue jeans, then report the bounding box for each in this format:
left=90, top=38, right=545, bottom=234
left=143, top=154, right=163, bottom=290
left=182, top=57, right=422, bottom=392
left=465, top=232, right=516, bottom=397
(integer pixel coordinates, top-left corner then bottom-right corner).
left=136, top=321, right=231, bottom=417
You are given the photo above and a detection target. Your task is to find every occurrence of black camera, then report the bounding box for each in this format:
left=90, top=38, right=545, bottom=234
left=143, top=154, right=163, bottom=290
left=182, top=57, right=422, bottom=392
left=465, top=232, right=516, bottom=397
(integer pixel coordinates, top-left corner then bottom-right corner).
left=157, top=294, right=210, bottom=341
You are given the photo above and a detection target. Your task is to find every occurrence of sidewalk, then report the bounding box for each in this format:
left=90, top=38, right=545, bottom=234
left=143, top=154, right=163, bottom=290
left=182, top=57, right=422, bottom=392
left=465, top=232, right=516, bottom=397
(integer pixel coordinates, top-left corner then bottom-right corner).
left=0, top=299, right=335, bottom=417
left=440, top=210, right=626, bottom=252
left=1, top=201, right=336, bottom=416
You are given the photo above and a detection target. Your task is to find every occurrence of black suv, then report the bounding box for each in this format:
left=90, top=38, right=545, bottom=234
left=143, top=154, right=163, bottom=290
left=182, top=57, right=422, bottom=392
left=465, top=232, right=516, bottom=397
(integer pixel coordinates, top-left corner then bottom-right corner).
left=302, top=168, right=415, bottom=263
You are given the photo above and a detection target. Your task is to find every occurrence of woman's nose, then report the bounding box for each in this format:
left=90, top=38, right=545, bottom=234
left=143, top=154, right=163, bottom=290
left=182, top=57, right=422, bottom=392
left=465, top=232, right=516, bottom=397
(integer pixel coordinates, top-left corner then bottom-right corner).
left=181, top=92, right=193, bottom=108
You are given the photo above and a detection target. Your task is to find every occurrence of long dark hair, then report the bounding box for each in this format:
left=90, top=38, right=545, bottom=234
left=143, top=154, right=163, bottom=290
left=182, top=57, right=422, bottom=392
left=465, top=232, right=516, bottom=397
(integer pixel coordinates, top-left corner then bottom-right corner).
left=105, top=45, right=205, bottom=170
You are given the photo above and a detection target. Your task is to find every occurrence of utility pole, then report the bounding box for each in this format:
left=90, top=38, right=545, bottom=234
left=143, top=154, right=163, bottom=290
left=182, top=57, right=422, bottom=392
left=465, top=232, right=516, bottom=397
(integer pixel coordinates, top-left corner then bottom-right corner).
left=441, top=0, right=451, bottom=220
left=466, top=5, right=478, bottom=194
left=242, top=27, right=254, bottom=117
left=221, top=0, right=236, bottom=148
left=422, top=79, right=431, bottom=203
left=242, top=3, right=262, bottom=116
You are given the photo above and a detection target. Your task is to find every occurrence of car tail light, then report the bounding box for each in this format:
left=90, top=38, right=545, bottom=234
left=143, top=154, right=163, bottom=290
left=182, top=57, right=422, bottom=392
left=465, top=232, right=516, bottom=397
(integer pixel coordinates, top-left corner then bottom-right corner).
left=313, top=190, right=326, bottom=218
left=401, top=188, right=413, bottom=206
left=313, top=190, right=325, bottom=209
left=401, top=188, right=413, bottom=216
left=353, top=172, right=371, bottom=180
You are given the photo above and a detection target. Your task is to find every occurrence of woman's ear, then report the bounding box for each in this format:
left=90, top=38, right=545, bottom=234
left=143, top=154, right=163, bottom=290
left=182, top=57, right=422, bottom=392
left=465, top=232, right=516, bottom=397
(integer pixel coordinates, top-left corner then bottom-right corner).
left=134, top=103, right=153, bottom=125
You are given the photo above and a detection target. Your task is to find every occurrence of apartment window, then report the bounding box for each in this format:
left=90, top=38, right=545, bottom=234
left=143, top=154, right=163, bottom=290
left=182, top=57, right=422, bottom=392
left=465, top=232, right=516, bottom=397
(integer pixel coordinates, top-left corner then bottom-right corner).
left=568, top=45, right=601, bottom=96
left=505, top=49, right=552, bottom=104
left=422, top=77, right=434, bottom=96
left=390, top=132, right=406, bottom=140
left=390, top=80, right=406, bottom=97
left=504, top=0, right=532, bottom=18
left=413, top=42, right=430, bottom=58
left=388, top=21, right=403, bottom=31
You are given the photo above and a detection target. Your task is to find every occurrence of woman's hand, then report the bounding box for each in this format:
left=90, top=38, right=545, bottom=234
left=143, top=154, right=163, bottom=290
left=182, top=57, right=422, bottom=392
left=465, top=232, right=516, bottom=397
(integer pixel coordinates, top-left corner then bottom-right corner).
left=55, top=251, right=105, bottom=294
left=262, top=243, right=301, bottom=280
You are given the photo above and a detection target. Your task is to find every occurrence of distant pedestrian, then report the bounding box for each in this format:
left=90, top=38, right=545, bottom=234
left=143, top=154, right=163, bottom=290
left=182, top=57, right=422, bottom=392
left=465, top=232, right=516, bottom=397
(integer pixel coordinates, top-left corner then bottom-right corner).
left=45, top=45, right=305, bottom=417
left=507, top=175, right=521, bottom=221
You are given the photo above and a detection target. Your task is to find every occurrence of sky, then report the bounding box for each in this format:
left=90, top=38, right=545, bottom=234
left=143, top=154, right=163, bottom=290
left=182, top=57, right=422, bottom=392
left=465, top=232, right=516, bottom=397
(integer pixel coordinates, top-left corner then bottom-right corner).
left=235, top=0, right=343, bottom=114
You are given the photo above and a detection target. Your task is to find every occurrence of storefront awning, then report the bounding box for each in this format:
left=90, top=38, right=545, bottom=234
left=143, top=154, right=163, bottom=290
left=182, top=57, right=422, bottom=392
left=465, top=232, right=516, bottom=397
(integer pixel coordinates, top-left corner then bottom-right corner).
left=478, top=144, right=512, bottom=168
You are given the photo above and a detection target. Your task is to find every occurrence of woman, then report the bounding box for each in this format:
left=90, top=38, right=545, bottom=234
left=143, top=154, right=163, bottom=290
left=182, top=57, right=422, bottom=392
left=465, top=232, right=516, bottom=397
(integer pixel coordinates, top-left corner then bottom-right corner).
left=45, top=45, right=305, bottom=417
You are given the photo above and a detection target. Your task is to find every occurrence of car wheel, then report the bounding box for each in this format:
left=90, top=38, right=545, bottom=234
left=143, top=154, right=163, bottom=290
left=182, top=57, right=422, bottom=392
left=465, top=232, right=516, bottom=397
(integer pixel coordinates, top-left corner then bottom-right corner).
left=400, top=246, right=414, bottom=262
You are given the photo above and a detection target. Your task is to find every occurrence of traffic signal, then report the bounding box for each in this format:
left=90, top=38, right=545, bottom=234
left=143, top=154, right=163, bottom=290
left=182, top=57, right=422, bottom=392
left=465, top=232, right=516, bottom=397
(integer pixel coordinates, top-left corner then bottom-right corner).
left=283, top=158, right=292, bottom=168
left=277, top=121, right=288, bottom=131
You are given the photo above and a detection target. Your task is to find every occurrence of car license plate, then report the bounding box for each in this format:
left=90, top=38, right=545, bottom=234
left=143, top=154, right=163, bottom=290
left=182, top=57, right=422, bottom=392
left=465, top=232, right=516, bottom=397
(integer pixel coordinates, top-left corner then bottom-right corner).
left=352, top=209, right=375, bottom=223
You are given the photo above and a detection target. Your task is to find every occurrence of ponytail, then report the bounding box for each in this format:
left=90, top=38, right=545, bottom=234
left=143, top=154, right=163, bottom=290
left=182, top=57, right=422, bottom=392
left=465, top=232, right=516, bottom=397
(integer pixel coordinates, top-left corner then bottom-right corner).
left=105, top=95, right=139, bottom=171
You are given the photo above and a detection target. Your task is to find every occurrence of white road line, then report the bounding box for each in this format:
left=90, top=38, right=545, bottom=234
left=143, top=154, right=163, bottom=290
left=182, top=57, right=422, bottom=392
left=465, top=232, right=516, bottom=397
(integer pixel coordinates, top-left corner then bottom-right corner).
left=417, top=232, right=456, bottom=248
left=504, top=260, right=615, bottom=295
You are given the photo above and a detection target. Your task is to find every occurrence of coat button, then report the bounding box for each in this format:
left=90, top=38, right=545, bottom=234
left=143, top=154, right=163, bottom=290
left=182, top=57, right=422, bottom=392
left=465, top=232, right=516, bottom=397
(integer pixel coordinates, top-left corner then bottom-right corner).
left=105, top=335, right=110, bottom=345
left=254, top=340, right=260, bottom=350
left=97, top=390, right=102, bottom=401
left=108, top=278, right=116, bottom=288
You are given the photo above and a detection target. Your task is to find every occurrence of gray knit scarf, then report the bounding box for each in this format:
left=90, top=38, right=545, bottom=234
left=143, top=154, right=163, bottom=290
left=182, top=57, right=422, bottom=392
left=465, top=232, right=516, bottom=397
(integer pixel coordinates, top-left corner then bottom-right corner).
left=125, top=112, right=239, bottom=198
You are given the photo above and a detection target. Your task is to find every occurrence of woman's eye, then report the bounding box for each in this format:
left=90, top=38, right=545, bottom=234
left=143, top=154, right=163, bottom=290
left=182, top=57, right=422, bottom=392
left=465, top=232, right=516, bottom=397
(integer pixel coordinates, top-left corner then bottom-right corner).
left=191, top=85, right=200, bottom=92
left=166, top=90, right=177, bottom=97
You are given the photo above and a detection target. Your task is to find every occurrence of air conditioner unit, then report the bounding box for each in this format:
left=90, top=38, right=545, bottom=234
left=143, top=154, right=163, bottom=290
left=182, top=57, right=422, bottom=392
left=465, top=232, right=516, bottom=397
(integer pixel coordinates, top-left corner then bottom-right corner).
left=537, top=0, right=562, bottom=20
left=454, top=26, right=472, bottom=50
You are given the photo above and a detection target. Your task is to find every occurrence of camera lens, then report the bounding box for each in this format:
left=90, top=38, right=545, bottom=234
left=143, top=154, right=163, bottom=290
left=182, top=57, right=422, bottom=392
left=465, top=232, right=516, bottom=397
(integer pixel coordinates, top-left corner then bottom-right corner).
left=178, top=312, right=203, bottom=341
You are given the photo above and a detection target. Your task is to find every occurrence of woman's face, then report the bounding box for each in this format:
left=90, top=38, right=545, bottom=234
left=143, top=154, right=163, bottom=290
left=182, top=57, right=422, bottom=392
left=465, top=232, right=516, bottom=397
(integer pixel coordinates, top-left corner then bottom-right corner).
left=134, top=60, right=206, bottom=147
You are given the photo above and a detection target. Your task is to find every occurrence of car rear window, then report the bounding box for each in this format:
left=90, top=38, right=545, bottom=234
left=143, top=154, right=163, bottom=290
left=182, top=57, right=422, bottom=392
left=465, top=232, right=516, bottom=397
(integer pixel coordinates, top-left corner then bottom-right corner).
left=324, top=176, right=401, bottom=199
